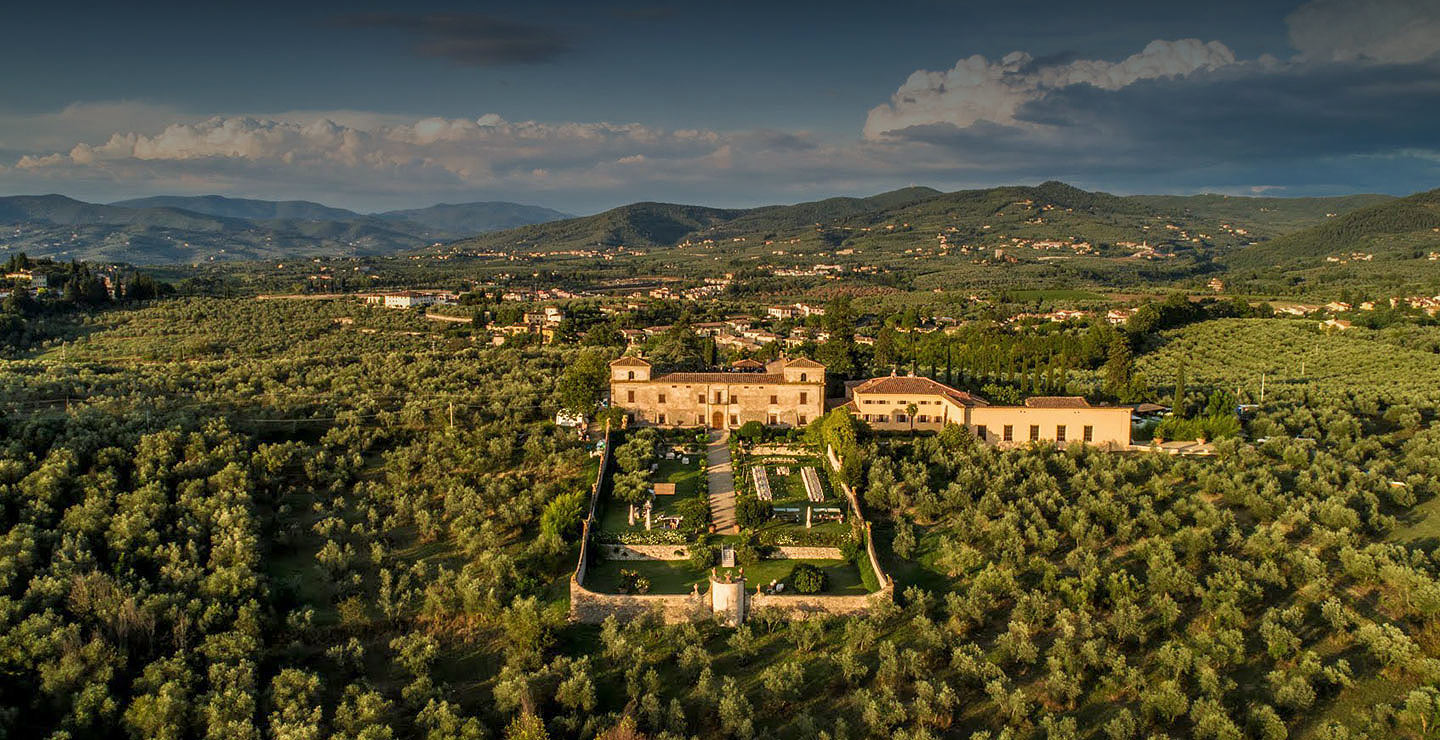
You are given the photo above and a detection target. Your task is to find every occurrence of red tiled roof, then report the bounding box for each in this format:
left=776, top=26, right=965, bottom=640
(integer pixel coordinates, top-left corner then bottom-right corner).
left=1023, top=396, right=1091, bottom=408
left=851, top=376, right=988, bottom=406
left=610, top=356, right=652, bottom=367
left=654, top=372, right=787, bottom=384
left=785, top=357, right=826, bottom=369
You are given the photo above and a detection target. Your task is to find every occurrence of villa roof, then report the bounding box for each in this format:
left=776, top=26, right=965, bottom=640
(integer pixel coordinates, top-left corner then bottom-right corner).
left=654, top=372, right=786, bottom=384
left=785, top=357, right=826, bottom=369
left=851, top=375, right=988, bottom=406
left=1023, top=396, right=1091, bottom=409
left=610, top=356, right=652, bottom=367
left=732, top=359, right=765, bottom=369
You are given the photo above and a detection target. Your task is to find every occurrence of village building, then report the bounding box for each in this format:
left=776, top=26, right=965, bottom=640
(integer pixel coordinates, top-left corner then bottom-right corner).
left=366, top=291, right=440, bottom=309
left=610, top=356, right=826, bottom=428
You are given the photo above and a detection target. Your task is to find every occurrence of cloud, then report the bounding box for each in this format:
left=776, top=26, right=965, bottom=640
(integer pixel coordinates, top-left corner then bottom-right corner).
left=1287, top=0, right=1440, bottom=63
left=334, top=13, right=572, bottom=66
left=863, top=38, right=1236, bottom=138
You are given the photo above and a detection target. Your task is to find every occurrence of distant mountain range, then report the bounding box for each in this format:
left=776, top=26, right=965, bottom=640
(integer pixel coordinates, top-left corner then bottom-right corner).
left=0, top=194, right=572, bottom=264
left=446, top=181, right=1397, bottom=261
left=0, top=184, right=1418, bottom=268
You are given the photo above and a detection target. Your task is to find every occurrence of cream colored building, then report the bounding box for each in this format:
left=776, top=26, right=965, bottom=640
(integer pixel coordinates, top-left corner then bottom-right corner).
left=610, top=356, right=825, bottom=429
left=845, top=375, right=1131, bottom=449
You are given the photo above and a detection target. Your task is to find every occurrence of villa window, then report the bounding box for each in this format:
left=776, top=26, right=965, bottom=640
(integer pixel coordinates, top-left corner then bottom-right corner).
left=697, top=394, right=705, bottom=404
left=770, top=395, right=778, bottom=405
left=658, top=413, right=667, bottom=424
left=768, top=414, right=778, bottom=425
left=798, top=415, right=807, bottom=424
left=977, top=425, right=987, bottom=440
left=1003, top=425, right=1013, bottom=441
left=1029, top=425, right=1040, bottom=441
left=658, top=393, right=667, bottom=404
left=895, top=413, right=907, bottom=423
left=800, top=373, right=807, bottom=382
left=729, top=394, right=737, bottom=403
left=917, top=414, right=928, bottom=423
left=800, top=391, right=808, bottom=404
left=1083, top=425, right=1094, bottom=442
left=627, top=371, right=634, bottom=380
left=715, top=392, right=723, bottom=403
left=730, top=414, right=738, bottom=426
left=627, top=391, right=635, bottom=403
left=1056, top=425, right=1067, bottom=442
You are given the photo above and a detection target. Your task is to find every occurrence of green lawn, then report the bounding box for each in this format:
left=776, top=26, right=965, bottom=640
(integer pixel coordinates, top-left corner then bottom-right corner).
left=584, top=558, right=869, bottom=595
left=1387, top=494, right=1440, bottom=546
left=598, top=453, right=705, bottom=534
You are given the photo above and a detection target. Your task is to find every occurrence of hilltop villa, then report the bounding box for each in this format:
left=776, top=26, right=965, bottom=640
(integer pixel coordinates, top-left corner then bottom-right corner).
left=610, top=356, right=1132, bottom=448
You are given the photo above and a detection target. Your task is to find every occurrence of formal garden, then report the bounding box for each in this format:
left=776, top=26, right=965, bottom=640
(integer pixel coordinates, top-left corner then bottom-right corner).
left=582, top=422, right=880, bottom=596
left=733, top=451, right=851, bottom=547
left=595, top=427, right=710, bottom=544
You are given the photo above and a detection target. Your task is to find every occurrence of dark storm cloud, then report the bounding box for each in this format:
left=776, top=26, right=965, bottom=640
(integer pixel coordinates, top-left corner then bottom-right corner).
left=1017, top=61, right=1440, bottom=163
left=334, top=13, right=572, bottom=66
left=878, top=59, right=1440, bottom=186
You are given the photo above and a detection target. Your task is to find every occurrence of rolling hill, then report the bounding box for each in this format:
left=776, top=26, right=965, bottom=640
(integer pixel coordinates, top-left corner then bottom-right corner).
left=1226, top=187, right=1440, bottom=269
left=445, top=182, right=1396, bottom=264
left=447, top=202, right=748, bottom=253
left=0, top=194, right=570, bottom=264
left=376, top=202, right=572, bottom=234
left=111, top=195, right=363, bottom=222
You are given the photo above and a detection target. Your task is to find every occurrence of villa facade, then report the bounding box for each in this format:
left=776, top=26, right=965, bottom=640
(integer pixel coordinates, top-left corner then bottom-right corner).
left=845, top=374, right=1131, bottom=449
left=610, top=357, right=1132, bottom=447
left=610, top=356, right=825, bottom=428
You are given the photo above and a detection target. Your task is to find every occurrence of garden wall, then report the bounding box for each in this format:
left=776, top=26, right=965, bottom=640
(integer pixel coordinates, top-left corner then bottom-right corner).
left=750, top=444, right=810, bottom=456
left=570, top=580, right=709, bottom=624
left=771, top=546, right=844, bottom=559
left=572, top=425, right=613, bottom=595
left=827, top=445, right=895, bottom=594
left=750, top=591, right=886, bottom=619
left=598, top=543, right=690, bottom=560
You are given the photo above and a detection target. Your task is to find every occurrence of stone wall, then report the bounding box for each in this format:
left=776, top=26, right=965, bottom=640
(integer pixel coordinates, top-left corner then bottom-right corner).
left=769, top=546, right=844, bottom=559
left=598, top=543, right=691, bottom=560
left=750, top=444, right=810, bottom=456
left=827, top=445, right=895, bottom=594
left=750, top=591, right=887, bottom=619
left=570, top=579, right=709, bottom=624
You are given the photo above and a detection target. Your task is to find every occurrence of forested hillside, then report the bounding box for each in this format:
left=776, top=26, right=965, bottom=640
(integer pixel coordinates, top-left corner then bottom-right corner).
left=1227, top=188, right=1440, bottom=270
left=447, top=182, right=1392, bottom=267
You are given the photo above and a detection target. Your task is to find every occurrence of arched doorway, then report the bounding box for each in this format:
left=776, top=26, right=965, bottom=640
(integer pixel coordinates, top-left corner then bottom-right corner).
left=712, top=410, right=725, bottom=429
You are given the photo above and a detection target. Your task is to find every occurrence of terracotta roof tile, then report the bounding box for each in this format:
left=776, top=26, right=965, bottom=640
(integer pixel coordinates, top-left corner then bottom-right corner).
left=654, top=372, right=787, bottom=384
left=1023, top=396, right=1091, bottom=408
left=610, top=356, right=652, bottom=367
left=852, top=376, right=988, bottom=406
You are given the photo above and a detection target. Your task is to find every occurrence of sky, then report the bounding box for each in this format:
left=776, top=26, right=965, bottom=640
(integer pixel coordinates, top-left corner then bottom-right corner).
left=0, top=0, right=1437, bottom=214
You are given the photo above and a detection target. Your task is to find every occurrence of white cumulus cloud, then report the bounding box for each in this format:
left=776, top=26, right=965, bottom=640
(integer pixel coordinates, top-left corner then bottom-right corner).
left=864, top=38, right=1236, bottom=138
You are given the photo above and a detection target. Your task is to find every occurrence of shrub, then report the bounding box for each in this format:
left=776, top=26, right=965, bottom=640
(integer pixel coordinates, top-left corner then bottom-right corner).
left=619, top=569, right=650, bottom=594
left=735, top=495, right=773, bottom=530
left=789, top=563, right=827, bottom=594
left=688, top=542, right=718, bottom=570
left=736, top=421, right=766, bottom=443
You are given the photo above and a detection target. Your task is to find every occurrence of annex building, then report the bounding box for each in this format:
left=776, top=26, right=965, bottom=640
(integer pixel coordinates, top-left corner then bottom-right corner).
left=610, top=356, right=825, bottom=428
left=844, top=374, right=1132, bottom=449
left=610, top=356, right=1132, bottom=448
